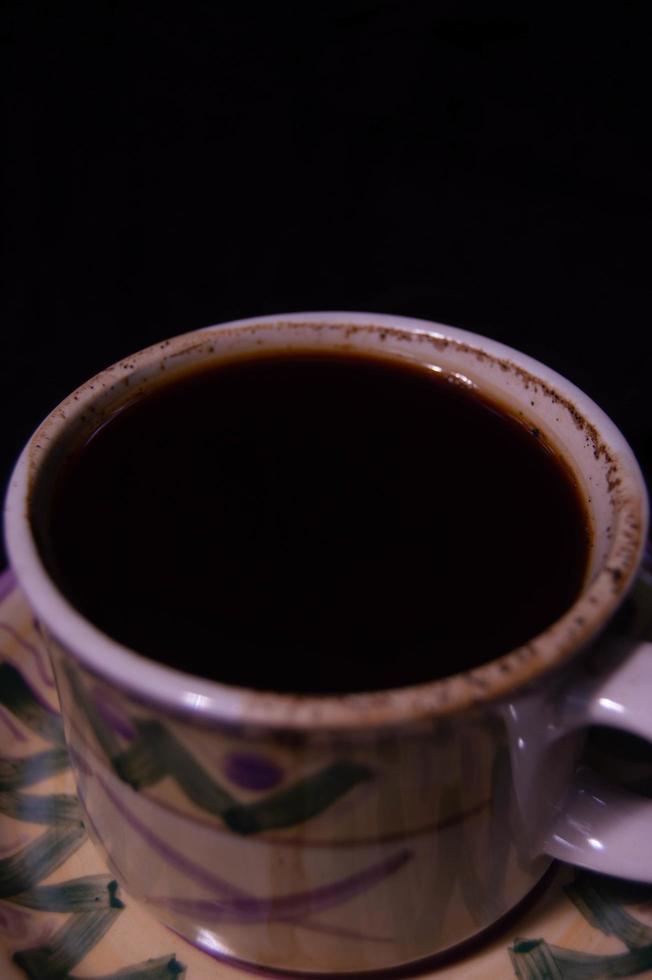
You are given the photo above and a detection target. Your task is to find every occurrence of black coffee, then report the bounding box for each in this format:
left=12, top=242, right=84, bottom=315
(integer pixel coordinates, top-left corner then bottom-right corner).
left=38, top=350, right=590, bottom=694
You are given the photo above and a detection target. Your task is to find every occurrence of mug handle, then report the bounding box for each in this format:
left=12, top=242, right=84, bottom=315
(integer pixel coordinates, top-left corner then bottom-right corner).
left=505, top=565, right=652, bottom=881
left=541, top=634, right=652, bottom=879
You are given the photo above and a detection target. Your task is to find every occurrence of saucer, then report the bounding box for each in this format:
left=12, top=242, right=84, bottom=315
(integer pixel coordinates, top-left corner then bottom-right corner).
left=3, top=563, right=652, bottom=980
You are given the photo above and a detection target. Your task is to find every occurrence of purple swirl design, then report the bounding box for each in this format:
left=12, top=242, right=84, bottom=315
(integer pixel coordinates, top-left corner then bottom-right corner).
left=87, top=763, right=411, bottom=939
left=0, top=569, right=16, bottom=604
left=224, top=753, right=284, bottom=792
left=0, top=704, right=28, bottom=742
left=91, top=687, right=137, bottom=741
left=150, top=850, right=411, bottom=926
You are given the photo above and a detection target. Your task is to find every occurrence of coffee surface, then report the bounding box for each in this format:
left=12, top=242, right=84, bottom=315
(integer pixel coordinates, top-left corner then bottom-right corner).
left=39, top=350, right=590, bottom=693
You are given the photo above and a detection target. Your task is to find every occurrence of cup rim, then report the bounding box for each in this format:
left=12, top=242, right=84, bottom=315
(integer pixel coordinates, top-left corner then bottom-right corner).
left=4, top=311, right=649, bottom=730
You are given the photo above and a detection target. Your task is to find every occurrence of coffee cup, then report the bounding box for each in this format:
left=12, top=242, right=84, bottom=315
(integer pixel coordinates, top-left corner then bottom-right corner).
left=4, top=311, right=650, bottom=974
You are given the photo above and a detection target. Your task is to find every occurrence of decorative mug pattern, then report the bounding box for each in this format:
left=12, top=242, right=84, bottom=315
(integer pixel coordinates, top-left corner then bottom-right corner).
left=4, top=312, right=649, bottom=973
left=36, top=643, right=545, bottom=973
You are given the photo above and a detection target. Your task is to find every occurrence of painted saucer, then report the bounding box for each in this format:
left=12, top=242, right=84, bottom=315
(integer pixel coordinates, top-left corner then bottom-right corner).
left=3, top=562, right=652, bottom=980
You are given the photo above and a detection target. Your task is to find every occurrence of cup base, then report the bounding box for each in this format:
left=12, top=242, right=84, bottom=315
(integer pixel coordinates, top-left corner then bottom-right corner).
left=175, top=863, right=558, bottom=978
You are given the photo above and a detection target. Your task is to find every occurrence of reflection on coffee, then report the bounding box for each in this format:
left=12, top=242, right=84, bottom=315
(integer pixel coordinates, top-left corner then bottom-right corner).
left=37, top=351, right=591, bottom=693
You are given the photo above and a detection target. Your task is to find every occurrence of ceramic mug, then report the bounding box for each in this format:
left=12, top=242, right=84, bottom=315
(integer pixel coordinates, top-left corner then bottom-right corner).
left=4, top=311, right=651, bottom=975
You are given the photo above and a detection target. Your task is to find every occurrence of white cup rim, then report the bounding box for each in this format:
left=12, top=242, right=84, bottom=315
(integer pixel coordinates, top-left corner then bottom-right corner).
left=4, top=311, right=649, bottom=730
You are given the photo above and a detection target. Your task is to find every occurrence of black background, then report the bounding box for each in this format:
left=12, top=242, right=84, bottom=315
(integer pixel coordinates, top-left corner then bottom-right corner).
left=2, top=3, right=651, bottom=565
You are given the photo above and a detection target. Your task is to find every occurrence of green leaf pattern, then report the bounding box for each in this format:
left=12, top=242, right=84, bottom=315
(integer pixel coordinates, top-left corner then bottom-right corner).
left=0, top=642, right=186, bottom=979
left=65, top=664, right=373, bottom=836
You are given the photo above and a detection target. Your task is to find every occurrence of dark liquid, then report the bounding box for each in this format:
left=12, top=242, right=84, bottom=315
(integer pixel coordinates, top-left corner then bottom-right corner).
left=39, top=351, right=590, bottom=694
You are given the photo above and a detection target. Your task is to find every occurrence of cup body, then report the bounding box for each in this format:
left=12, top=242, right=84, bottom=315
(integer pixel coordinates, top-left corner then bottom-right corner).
left=4, top=313, right=647, bottom=973
left=49, top=652, right=555, bottom=973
